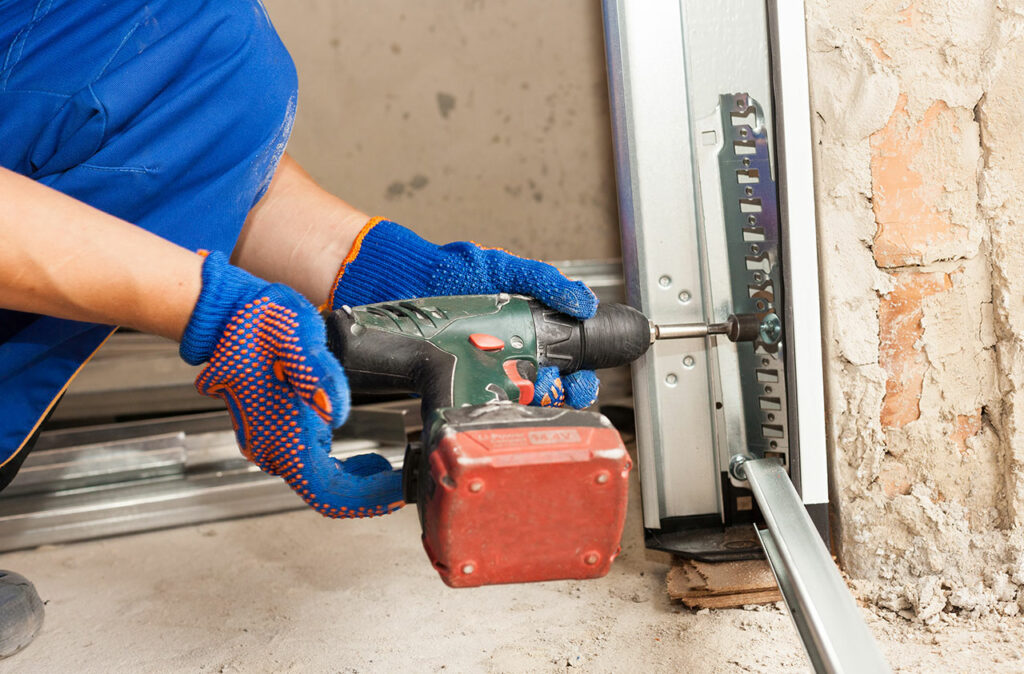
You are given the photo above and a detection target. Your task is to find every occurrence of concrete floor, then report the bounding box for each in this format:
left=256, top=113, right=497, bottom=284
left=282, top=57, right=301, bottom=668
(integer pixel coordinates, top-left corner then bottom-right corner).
left=2, top=471, right=1023, bottom=672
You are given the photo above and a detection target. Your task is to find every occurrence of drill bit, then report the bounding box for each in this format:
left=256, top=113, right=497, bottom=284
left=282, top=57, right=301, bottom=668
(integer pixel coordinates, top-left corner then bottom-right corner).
left=652, top=313, right=761, bottom=343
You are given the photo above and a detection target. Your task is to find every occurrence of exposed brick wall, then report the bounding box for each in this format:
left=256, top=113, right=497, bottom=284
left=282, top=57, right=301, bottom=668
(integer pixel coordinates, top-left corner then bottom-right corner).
left=878, top=271, right=951, bottom=428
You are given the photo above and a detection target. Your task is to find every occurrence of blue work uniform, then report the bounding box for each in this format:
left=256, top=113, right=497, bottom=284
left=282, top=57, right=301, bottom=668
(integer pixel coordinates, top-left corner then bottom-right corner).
left=0, top=0, right=298, bottom=477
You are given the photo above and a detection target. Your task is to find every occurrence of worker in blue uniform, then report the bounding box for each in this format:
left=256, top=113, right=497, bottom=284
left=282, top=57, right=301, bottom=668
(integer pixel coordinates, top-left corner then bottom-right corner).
left=0, top=0, right=601, bottom=657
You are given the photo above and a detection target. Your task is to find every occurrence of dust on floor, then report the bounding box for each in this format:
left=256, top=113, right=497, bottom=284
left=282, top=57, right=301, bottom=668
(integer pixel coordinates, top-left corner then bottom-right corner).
left=1, top=474, right=1022, bottom=673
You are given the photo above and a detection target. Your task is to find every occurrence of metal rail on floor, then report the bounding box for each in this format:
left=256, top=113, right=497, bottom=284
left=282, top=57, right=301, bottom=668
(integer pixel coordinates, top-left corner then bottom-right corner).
left=735, top=457, right=890, bottom=674
left=0, top=408, right=412, bottom=552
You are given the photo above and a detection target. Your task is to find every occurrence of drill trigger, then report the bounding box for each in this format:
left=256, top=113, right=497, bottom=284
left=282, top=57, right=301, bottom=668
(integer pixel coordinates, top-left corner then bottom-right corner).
left=502, top=360, right=535, bottom=404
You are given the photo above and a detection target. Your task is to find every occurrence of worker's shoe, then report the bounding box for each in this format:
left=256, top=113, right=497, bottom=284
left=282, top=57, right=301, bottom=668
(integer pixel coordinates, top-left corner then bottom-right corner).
left=0, top=571, right=44, bottom=658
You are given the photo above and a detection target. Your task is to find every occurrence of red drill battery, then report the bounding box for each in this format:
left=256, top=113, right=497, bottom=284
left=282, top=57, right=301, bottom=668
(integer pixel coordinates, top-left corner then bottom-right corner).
left=409, top=404, right=631, bottom=588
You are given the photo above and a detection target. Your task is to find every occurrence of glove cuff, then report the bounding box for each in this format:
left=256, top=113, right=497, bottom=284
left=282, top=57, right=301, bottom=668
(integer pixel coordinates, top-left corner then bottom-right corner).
left=179, top=251, right=264, bottom=365
left=327, top=218, right=444, bottom=310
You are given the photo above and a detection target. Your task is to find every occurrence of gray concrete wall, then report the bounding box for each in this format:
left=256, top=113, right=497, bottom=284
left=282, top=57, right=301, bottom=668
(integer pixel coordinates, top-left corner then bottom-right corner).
left=263, top=0, right=621, bottom=261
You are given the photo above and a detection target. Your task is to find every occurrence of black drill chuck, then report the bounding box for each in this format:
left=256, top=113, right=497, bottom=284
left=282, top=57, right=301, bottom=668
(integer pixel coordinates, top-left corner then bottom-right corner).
left=531, top=302, right=652, bottom=373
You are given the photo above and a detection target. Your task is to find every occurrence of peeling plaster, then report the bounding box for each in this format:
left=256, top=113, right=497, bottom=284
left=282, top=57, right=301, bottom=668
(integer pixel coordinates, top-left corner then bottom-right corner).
left=808, top=0, right=1024, bottom=621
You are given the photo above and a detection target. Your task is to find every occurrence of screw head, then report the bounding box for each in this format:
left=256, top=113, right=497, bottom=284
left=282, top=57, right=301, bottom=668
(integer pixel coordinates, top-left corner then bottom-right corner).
left=584, top=553, right=599, bottom=565
left=729, top=453, right=754, bottom=481
left=595, top=472, right=609, bottom=485
left=510, top=335, right=524, bottom=349
left=658, top=275, right=672, bottom=288
left=665, top=373, right=678, bottom=386
left=469, top=480, right=483, bottom=493
left=462, top=563, right=475, bottom=574
left=759, top=313, right=782, bottom=345
left=682, top=356, right=695, bottom=368
left=678, top=290, right=692, bottom=303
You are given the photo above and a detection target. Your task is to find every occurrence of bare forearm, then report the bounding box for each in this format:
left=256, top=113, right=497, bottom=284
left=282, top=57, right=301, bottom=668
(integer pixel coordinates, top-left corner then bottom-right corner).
left=0, top=167, right=202, bottom=340
left=232, top=153, right=369, bottom=304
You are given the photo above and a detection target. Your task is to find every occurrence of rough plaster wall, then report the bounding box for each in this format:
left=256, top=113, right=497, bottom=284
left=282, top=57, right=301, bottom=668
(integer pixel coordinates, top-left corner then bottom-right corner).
left=261, top=0, right=620, bottom=261
left=807, top=0, right=1024, bottom=622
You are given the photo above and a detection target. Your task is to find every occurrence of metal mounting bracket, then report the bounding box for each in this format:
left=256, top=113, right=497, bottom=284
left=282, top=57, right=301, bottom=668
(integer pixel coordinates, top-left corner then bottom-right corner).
left=602, top=1, right=888, bottom=671
left=601, top=0, right=827, bottom=561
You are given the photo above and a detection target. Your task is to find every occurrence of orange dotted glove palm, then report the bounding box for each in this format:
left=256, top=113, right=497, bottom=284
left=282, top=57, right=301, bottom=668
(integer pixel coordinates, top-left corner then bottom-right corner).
left=179, top=252, right=402, bottom=518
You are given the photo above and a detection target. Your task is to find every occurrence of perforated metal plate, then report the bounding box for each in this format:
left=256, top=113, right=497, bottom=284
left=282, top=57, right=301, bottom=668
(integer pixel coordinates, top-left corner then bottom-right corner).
left=602, top=0, right=827, bottom=555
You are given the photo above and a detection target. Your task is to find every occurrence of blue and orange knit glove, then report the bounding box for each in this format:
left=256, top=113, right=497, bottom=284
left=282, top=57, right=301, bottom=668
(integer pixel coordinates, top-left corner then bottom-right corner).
left=327, top=218, right=600, bottom=409
left=180, top=251, right=403, bottom=518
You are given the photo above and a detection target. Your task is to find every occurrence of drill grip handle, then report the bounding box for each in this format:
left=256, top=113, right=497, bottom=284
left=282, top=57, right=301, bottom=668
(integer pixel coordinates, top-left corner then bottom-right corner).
left=323, top=309, right=456, bottom=411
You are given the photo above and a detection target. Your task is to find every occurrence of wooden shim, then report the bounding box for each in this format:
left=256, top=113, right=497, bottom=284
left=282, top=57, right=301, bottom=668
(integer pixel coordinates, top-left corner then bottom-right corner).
left=667, top=557, right=782, bottom=609
left=679, top=589, right=783, bottom=610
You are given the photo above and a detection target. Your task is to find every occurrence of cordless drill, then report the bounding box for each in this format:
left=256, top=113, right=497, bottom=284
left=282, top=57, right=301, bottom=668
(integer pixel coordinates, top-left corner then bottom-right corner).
left=324, top=294, right=762, bottom=587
